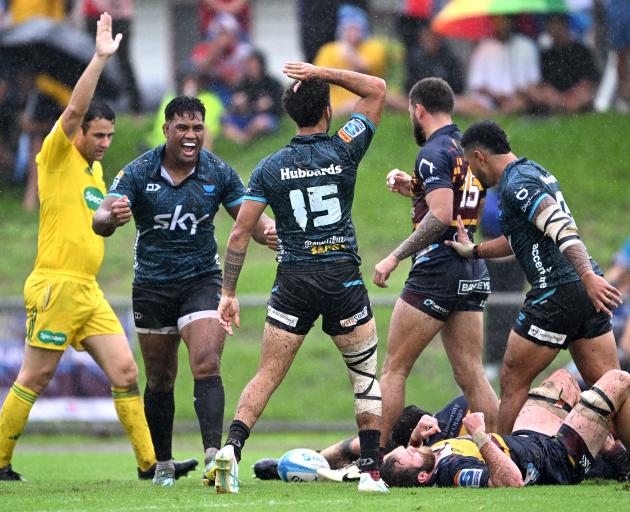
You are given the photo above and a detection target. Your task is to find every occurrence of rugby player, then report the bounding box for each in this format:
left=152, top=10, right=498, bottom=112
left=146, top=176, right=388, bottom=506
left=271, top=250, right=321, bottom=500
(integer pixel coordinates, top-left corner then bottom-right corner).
left=212, top=62, right=388, bottom=493
left=381, top=369, right=630, bottom=487
left=446, top=120, right=629, bottom=449
left=0, top=13, right=196, bottom=482
left=93, top=96, right=274, bottom=486
left=371, top=78, right=498, bottom=446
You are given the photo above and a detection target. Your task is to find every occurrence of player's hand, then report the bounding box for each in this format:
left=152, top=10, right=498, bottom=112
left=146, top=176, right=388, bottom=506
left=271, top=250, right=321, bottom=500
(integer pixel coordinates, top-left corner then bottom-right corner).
left=386, top=169, right=413, bottom=197
left=264, top=225, right=279, bottom=251
left=283, top=62, right=320, bottom=83
left=463, top=412, right=486, bottom=436
left=217, top=295, right=240, bottom=336
left=373, top=254, right=399, bottom=288
left=444, top=215, right=474, bottom=258
left=110, top=195, right=132, bottom=226
left=95, top=12, right=122, bottom=58
left=409, top=415, right=441, bottom=447
left=581, top=271, right=623, bottom=317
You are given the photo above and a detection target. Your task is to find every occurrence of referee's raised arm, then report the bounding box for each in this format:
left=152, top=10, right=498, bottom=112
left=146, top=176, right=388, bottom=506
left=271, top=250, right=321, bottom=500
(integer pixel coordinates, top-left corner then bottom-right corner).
left=282, top=62, right=386, bottom=127
left=60, top=12, right=121, bottom=139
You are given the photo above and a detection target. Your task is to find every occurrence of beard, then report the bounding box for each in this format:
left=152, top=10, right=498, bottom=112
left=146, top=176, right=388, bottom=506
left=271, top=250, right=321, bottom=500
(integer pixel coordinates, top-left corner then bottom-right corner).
left=413, top=121, right=427, bottom=146
left=417, top=446, right=436, bottom=473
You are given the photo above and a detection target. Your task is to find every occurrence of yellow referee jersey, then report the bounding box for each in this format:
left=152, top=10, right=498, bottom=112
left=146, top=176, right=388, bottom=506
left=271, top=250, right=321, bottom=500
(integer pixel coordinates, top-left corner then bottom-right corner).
left=34, top=119, right=106, bottom=278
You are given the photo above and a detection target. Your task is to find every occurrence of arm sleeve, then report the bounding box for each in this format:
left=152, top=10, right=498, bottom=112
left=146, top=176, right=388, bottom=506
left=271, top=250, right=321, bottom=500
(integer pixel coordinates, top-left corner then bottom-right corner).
left=502, top=174, right=549, bottom=223
left=108, top=168, right=138, bottom=207
left=221, top=165, right=247, bottom=208
left=415, top=146, right=453, bottom=195
left=36, top=118, right=72, bottom=171
left=332, top=113, right=376, bottom=163
left=243, top=164, right=268, bottom=203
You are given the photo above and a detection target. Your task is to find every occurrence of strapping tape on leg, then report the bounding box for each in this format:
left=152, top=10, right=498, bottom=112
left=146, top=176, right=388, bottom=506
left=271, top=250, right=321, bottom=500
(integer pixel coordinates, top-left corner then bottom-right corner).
left=342, top=335, right=381, bottom=416
left=575, top=386, right=615, bottom=429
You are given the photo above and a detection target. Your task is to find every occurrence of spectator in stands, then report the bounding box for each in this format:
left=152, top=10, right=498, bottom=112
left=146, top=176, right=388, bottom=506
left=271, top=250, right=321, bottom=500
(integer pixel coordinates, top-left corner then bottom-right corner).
left=82, top=1, right=142, bottom=113
left=405, top=21, right=464, bottom=94
left=198, top=0, right=251, bottom=40
left=191, top=12, right=253, bottom=106
left=222, top=50, right=283, bottom=145
left=455, top=15, right=540, bottom=116
left=145, top=68, right=223, bottom=152
left=314, top=4, right=386, bottom=115
left=605, top=0, right=630, bottom=107
left=297, top=0, right=369, bottom=63
left=527, top=14, right=600, bottom=114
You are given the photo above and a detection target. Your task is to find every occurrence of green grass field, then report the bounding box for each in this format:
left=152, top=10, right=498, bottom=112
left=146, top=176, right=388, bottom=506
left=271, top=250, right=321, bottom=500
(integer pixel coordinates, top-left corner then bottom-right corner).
left=4, top=432, right=629, bottom=512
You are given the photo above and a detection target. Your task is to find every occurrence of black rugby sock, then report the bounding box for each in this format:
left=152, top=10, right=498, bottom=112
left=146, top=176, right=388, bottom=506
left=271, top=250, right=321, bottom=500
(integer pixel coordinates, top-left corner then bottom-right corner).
left=194, top=376, right=225, bottom=451
left=144, top=387, right=175, bottom=461
left=358, top=429, right=381, bottom=473
left=225, top=420, right=250, bottom=462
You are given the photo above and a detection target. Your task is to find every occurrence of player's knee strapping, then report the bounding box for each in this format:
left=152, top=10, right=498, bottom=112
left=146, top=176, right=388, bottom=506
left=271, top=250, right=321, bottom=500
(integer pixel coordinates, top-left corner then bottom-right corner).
left=342, top=333, right=381, bottom=416
left=528, top=382, right=573, bottom=417
left=575, top=386, right=616, bottom=429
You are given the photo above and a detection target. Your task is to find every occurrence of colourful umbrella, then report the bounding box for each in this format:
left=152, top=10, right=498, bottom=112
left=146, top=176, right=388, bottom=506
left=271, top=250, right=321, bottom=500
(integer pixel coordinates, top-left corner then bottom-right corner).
left=432, top=0, right=569, bottom=39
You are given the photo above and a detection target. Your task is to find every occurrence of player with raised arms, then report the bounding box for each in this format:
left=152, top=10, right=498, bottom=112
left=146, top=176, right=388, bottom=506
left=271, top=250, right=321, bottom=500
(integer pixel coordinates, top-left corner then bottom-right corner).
left=211, top=61, right=388, bottom=493
left=0, top=13, right=195, bottom=482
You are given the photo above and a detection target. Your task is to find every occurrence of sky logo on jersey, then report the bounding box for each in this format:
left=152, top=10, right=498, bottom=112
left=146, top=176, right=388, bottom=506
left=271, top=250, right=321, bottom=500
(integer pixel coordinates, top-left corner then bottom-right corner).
left=203, top=184, right=216, bottom=193
left=83, top=187, right=104, bottom=211
left=337, top=118, right=366, bottom=143
left=455, top=468, right=483, bottom=487
left=153, top=205, right=210, bottom=235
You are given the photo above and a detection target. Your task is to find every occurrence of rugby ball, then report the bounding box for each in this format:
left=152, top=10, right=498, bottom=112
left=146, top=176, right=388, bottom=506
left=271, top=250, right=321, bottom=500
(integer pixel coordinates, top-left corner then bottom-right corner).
left=277, top=448, right=330, bottom=482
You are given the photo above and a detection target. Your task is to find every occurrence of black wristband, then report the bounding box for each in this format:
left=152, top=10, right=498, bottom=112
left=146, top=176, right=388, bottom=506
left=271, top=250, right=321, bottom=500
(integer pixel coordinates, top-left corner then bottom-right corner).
left=472, top=245, right=480, bottom=259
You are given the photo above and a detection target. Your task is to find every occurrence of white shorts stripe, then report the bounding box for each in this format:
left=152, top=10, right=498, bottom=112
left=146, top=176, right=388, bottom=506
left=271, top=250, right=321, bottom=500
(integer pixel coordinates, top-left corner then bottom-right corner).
left=177, top=310, right=218, bottom=331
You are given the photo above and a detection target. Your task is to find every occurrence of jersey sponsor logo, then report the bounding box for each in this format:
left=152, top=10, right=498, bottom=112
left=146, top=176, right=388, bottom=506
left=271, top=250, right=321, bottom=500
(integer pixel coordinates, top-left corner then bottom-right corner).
left=424, top=175, right=440, bottom=185
left=523, top=462, right=540, bottom=485
left=540, top=174, right=557, bottom=185
left=153, top=205, right=210, bottom=235
left=531, top=243, right=553, bottom=288
left=418, top=158, right=436, bottom=177
left=37, top=330, right=67, bottom=346
left=455, top=468, right=483, bottom=487
left=340, top=306, right=368, bottom=328
left=203, top=184, right=216, bottom=193
left=83, top=187, right=104, bottom=211
left=280, top=164, right=342, bottom=181
left=528, top=324, right=567, bottom=345
left=579, top=455, right=592, bottom=473
left=267, top=305, right=298, bottom=327
left=457, top=279, right=491, bottom=295
left=146, top=183, right=161, bottom=192
left=516, top=188, right=529, bottom=200
left=304, top=235, right=347, bottom=255
left=111, top=170, right=124, bottom=189
left=337, top=118, right=366, bottom=143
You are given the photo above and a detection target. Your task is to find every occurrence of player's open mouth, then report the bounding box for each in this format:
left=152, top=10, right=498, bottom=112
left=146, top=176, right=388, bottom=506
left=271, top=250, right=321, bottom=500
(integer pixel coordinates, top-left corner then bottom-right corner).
left=182, top=142, right=196, bottom=156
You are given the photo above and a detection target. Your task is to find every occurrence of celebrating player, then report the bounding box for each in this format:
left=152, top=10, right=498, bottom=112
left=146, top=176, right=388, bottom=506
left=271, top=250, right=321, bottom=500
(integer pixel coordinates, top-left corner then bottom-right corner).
left=381, top=368, right=630, bottom=487
left=372, top=77, right=498, bottom=447
left=93, top=96, right=274, bottom=486
left=0, top=13, right=195, bottom=483
left=446, top=120, right=628, bottom=446
left=211, top=62, right=388, bottom=494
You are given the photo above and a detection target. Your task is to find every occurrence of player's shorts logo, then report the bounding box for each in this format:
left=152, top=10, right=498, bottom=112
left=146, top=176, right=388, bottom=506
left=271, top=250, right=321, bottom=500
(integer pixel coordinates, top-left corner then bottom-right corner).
left=457, top=279, right=491, bottom=295
left=83, top=187, right=104, bottom=211
left=339, top=306, right=368, bottom=328
left=267, top=305, right=298, bottom=327
left=528, top=325, right=566, bottom=345
left=37, top=330, right=67, bottom=346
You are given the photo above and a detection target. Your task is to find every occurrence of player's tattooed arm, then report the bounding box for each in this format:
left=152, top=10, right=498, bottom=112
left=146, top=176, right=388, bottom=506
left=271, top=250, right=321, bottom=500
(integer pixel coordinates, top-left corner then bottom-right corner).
left=222, top=248, right=246, bottom=295
left=392, top=211, right=449, bottom=261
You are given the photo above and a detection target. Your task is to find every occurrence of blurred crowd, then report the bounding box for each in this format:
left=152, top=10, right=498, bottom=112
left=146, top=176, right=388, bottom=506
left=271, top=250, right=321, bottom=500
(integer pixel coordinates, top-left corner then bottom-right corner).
left=0, top=0, right=629, bottom=210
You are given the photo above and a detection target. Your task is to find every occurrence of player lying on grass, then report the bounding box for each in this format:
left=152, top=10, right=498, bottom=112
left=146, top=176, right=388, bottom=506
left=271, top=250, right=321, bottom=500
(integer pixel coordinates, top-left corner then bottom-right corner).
left=380, top=368, right=630, bottom=487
